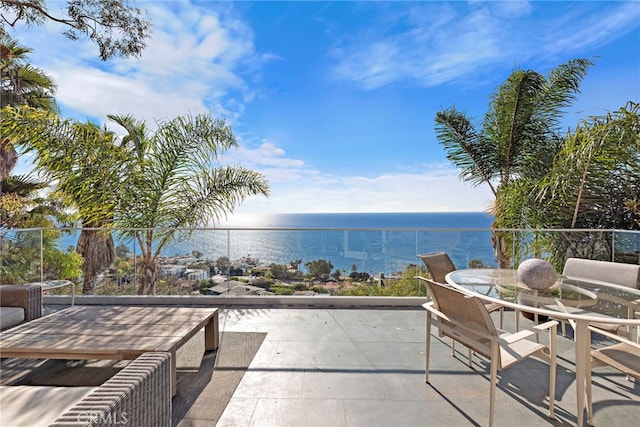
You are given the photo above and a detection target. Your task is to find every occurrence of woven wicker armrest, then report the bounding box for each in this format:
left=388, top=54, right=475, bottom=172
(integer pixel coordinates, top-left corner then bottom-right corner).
left=49, top=352, right=172, bottom=427
left=0, top=285, right=43, bottom=322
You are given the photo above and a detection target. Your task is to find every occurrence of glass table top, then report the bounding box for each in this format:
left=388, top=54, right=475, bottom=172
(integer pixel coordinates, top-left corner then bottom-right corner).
left=447, top=268, right=640, bottom=321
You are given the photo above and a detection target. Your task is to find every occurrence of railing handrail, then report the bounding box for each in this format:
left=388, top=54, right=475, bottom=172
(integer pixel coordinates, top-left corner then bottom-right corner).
left=4, top=226, right=639, bottom=233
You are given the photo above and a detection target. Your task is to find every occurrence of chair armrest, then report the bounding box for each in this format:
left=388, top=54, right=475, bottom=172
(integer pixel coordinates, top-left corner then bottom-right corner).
left=49, top=352, right=172, bottom=427
left=501, top=321, right=558, bottom=344
left=588, top=325, right=640, bottom=348
left=424, top=301, right=557, bottom=346
left=0, top=285, right=42, bottom=322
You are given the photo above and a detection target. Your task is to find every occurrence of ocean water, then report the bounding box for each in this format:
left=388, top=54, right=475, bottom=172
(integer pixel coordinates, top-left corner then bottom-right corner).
left=168, top=212, right=497, bottom=274
left=47, top=212, right=497, bottom=275
left=217, top=212, right=494, bottom=229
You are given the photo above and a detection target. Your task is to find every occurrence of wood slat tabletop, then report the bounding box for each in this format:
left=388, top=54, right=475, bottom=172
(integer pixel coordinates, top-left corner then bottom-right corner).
left=0, top=306, right=218, bottom=361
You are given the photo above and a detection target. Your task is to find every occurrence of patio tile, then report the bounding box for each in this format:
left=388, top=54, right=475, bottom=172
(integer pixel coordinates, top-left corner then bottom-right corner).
left=25, top=305, right=636, bottom=426
left=268, top=340, right=372, bottom=366
left=248, top=398, right=346, bottom=427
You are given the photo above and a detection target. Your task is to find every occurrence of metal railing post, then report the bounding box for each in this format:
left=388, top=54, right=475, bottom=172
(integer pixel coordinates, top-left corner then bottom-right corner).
left=40, top=228, right=44, bottom=282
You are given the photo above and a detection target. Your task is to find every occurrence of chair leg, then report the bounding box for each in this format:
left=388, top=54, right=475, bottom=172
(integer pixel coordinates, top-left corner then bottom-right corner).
left=549, top=325, right=557, bottom=419
left=425, top=314, right=432, bottom=383
left=586, top=357, right=593, bottom=425
left=489, top=344, right=499, bottom=427
left=499, top=308, right=504, bottom=329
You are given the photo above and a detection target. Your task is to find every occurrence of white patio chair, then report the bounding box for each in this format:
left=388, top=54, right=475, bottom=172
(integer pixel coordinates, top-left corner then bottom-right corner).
left=562, top=258, right=640, bottom=339
left=417, top=252, right=504, bottom=328
left=586, top=325, right=640, bottom=425
left=422, top=278, right=557, bottom=427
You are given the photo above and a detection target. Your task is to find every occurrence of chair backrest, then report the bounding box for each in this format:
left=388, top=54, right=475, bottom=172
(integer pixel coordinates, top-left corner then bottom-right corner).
left=423, top=278, right=497, bottom=357
left=563, top=258, right=640, bottom=289
left=417, top=252, right=456, bottom=283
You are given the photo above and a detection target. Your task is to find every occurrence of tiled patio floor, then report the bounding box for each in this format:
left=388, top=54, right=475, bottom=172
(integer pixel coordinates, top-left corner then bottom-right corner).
left=195, top=307, right=640, bottom=427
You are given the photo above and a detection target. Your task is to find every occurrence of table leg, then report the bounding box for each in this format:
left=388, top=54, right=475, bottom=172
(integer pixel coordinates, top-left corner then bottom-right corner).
left=574, top=320, right=590, bottom=426
left=204, top=310, right=219, bottom=350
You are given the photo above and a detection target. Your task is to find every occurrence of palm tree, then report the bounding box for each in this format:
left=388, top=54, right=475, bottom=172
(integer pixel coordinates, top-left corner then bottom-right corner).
left=2, top=109, right=270, bottom=295
left=534, top=101, right=640, bottom=262
left=434, top=58, right=592, bottom=267
left=0, top=33, right=57, bottom=182
left=109, top=113, right=270, bottom=295
left=0, top=173, right=82, bottom=284
left=0, top=107, right=123, bottom=293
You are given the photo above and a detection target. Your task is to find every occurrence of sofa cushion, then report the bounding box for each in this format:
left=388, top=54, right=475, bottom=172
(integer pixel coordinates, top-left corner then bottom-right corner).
left=0, top=385, right=95, bottom=427
left=0, top=306, right=25, bottom=330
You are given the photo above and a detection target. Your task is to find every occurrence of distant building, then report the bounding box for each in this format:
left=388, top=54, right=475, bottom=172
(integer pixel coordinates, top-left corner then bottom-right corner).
left=161, top=264, right=187, bottom=277
left=186, top=268, right=208, bottom=281
left=209, top=282, right=273, bottom=296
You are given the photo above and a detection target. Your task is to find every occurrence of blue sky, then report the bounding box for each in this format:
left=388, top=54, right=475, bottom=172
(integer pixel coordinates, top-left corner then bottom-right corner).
left=10, top=0, right=640, bottom=217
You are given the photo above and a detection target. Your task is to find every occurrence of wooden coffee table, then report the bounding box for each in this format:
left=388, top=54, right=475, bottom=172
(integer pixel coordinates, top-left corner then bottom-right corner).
left=0, top=305, right=219, bottom=394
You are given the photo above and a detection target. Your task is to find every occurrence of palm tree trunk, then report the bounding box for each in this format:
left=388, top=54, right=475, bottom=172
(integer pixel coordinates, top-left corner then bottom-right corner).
left=491, top=226, right=512, bottom=269
left=136, top=257, right=157, bottom=295
left=76, top=226, right=115, bottom=294
left=0, top=139, right=18, bottom=183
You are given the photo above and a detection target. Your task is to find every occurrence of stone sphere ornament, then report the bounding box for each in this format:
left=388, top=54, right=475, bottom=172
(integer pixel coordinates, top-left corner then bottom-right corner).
left=517, top=258, right=558, bottom=290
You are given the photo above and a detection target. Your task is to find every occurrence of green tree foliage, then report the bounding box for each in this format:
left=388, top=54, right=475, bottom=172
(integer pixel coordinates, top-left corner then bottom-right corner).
left=1, top=33, right=57, bottom=182
left=1, top=107, right=125, bottom=293
left=0, top=33, right=57, bottom=111
left=109, top=113, right=269, bottom=295
left=288, top=259, right=302, bottom=271
left=251, top=276, right=272, bottom=290
left=1, top=221, right=82, bottom=284
left=537, top=102, right=640, bottom=229
left=531, top=102, right=640, bottom=262
left=1, top=108, right=269, bottom=294
left=0, top=0, right=151, bottom=60
left=435, top=58, right=593, bottom=267
left=114, top=244, right=131, bottom=258
left=268, top=263, right=291, bottom=280
left=215, top=256, right=231, bottom=274
left=339, top=265, right=425, bottom=297
left=0, top=161, right=80, bottom=283
left=304, top=259, right=333, bottom=281
left=270, top=284, right=294, bottom=295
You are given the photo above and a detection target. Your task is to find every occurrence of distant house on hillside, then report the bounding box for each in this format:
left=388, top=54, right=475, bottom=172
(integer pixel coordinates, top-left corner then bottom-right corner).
left=186, top=268, right=208, bottom=281
left=161, top=264, right=187, bottom=277
left=208, top=282, right=273, bottom=296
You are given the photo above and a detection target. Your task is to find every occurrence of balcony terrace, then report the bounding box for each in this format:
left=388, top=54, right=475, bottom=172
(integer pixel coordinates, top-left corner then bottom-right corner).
left=1, top=296, right=632, bottom=426
left=2, top=226, right=639, bottom=425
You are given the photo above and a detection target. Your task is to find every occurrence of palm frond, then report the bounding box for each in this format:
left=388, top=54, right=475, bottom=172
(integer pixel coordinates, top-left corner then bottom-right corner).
left=435, top=108, right=498, bottom=196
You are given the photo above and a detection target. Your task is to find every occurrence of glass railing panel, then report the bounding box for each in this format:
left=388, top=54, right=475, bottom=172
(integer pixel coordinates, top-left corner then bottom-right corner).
left=416, top=229, right=495, bottom=269
left=0, top=228, right=44, bottom=284
left=613, top=230, right=640, bottom=264
left=2, top=226, right=638, bottom=296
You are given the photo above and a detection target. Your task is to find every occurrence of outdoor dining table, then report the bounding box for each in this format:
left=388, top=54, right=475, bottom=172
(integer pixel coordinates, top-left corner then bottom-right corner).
left=446, top=268, right=640, bottom=427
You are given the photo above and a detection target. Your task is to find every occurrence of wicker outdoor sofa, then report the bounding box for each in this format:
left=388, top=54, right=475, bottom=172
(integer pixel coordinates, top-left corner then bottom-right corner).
left=1, top=285, right=173, bottom=426
left=0, top=284, right=43, bottom=330
left=1, top=352, right=172, bottom=427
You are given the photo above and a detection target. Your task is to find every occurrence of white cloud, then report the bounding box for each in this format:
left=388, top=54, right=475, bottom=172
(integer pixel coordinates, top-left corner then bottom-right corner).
left=229, top=140, right=307, bottom=172
left=232, top=164, right=494, bottom=214
left=330, top=1, right=639, bottom=89
left=329, top=3, right=508, bottom=89
left=221, top=139, right=493, bottom=213
left=539, top=2, right=640, bottom=58
left=11, top=1, right=263, bottom=125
